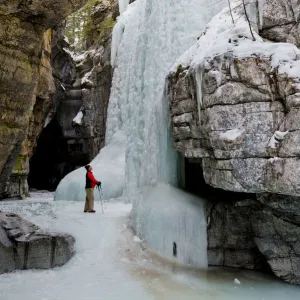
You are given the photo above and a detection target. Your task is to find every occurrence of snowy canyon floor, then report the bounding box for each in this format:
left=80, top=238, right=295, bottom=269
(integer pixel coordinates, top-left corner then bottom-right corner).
left=0, top=192, right=300, bottom=300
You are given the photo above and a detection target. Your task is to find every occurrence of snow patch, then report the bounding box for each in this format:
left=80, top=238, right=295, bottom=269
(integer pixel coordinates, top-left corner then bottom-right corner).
left=81, top=70, right=93, bottom=86
left=133, top=236, right=142, bottom=243
left=73, top=111, right=83, bottom=125
left=63, top=48, right=76, bottom=60
left=269, top=157, right=280, bottom=163
left=268, top=131, right=289, bottom=149
left=220, top=129, right=242, bottom=141
left=172, top=0, right=300, bottom=82
left=234, top=278, right=241, bottom=285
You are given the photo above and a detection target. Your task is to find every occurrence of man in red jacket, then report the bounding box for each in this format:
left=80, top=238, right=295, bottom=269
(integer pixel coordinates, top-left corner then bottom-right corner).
left=84, top=165, right=101, bottom=213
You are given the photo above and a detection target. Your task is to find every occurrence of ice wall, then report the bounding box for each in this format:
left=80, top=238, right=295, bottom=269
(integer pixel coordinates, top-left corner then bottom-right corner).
left=131, top=184, right=208, bottom=268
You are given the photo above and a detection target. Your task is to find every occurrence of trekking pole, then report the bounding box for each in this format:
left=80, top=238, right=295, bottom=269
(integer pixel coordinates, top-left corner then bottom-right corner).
left=100, top=186, right=106, bottom=209
left=98, top=185, right=104, bottom=214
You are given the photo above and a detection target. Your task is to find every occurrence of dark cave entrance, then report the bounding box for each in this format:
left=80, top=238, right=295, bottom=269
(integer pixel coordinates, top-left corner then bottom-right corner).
left=183, top=158, right=256, bottom=202
left=183, top=157, right=271, bottom=272
left=28, top=116, right=90, bottom=191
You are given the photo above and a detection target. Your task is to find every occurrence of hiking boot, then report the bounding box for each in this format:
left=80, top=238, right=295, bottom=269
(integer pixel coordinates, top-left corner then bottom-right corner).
left=84, top=211, right=87, bottom=213
left=88, top=210, right=96, bottom=213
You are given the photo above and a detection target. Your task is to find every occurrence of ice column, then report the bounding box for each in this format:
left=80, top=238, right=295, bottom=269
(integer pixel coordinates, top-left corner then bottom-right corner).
left=118, top=0, right=130, bottom=15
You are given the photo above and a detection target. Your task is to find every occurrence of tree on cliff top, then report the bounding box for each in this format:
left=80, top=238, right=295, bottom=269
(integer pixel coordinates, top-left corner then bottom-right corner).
left=65, top=0, right=100, bottom=51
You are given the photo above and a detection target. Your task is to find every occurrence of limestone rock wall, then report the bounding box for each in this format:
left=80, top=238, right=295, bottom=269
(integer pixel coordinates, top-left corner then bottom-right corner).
left=26, top=0, right=118, bottom=190
left=169, top=54, right=300, bottom=196
left=0, top=0, right=88, bottom=198
left=6, top=30, right=56, bottom=198
left=6, top=25, right=76, bottom=198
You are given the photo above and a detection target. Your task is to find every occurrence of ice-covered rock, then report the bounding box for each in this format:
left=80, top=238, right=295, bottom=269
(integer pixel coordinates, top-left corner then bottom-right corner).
left=0, top=211, right=75, bottom=274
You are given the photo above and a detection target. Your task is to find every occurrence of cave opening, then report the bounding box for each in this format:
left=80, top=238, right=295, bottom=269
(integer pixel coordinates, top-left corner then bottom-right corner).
left=28, top=116, right=90, bottom=191
left=183, top=158, right=272, bottom=273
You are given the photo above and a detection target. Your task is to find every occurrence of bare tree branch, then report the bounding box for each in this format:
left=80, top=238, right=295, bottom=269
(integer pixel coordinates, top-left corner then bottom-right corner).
left=242, top=0, right=256, bottom=41
left=227, top=0, right=235, bottom=24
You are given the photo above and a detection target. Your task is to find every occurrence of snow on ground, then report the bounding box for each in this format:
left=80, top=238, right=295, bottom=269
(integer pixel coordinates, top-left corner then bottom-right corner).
left=0, top=192, right=300, bottom=300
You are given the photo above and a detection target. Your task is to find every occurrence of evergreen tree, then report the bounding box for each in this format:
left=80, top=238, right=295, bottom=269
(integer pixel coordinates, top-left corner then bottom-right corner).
left=65, top=0, right=100, bottom=51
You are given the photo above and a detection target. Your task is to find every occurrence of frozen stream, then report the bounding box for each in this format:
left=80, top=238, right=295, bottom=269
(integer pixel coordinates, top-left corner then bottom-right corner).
left=0, top=192, right=300, bottom=300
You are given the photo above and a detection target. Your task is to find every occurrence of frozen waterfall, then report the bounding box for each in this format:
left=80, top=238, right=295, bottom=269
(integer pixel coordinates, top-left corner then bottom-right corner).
left=107, top=0, right=227, bottom=265
left=108, top=0, right=227, bottom=197
left=55, top=0, right=227, bottom=265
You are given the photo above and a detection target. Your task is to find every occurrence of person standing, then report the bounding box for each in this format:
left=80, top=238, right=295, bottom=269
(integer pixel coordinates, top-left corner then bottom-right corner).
left=84, top=165, right=101, bottom=213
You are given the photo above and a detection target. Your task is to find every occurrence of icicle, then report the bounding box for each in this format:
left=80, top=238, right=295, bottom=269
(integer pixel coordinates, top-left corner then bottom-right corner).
left=258, top=0, right=266, bottom=29
left=111, top=19, right=126, bottom=67
left=244, top=0, right=259, bottom=31
left=195, top=65, right=203, bottom=125
left=118, top=0, right=130, bottom=15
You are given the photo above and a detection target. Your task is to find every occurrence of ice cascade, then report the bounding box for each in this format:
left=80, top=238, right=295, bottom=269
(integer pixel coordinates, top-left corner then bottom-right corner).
left=106, top=0, right=227, bottom=265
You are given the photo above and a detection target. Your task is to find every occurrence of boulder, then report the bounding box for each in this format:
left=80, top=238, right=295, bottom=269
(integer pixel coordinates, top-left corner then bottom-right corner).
left=0, top=211, right=75, bottom=273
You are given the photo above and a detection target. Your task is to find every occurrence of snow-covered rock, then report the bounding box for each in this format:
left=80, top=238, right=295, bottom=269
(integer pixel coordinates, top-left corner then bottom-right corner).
left=168, top=0, right=300, bottom=196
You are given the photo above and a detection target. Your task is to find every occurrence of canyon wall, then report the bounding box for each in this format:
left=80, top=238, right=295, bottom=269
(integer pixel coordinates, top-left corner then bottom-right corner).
left=0, top=0, right=88, bottom=198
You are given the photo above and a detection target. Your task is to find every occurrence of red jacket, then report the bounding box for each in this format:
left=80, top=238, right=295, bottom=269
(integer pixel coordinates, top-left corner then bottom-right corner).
left=86, top=171, right=99, bottom=188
